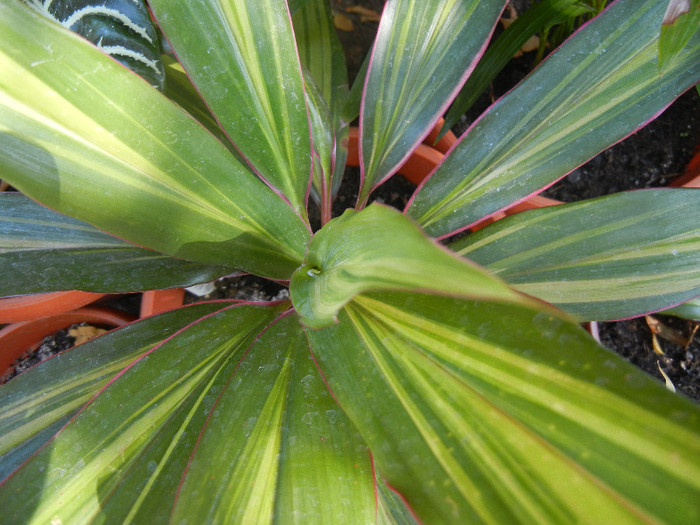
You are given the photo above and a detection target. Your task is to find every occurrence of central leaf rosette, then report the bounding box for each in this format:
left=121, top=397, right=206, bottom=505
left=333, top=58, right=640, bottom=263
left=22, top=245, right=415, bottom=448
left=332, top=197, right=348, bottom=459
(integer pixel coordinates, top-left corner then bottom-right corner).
left=290, top=204, right=532, bottom=328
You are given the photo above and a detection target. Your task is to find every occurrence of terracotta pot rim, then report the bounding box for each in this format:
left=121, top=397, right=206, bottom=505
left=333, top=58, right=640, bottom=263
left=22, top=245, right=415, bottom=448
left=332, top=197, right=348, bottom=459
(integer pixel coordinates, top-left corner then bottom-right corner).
left=0, top=305, right=136, bottom=382
left=0, top=290, right=106, bottom=323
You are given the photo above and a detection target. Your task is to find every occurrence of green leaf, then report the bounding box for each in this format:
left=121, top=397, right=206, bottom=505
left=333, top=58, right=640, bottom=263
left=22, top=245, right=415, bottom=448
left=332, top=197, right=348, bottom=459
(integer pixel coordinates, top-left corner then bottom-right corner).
left=288, top=0, right=312, bottom=15
left=23, top=0, right=166, bottom=90
left=0, top=303, right=382, bottom=523
left=0, top=302, right=230, bottom=481
left=171, top=314, right=376, bottom=523
left=0, top=193, right=228, bottom=295
left=0, top=302, right=286, bottom=522
left=661, top=296, right=700, bottom=320
left=150, top=0, right=312, bottom=219
left=302, top=70, right=336, bottom=212
left=451, top=189, right=700, bottom=321
left=290, top=204, right=528, bottom=328
left=0, top=1, right=310, bottom=279
left=659, top=0, right=700, bottom=71
left=293, top=0, right=350, bottom=215
left=408, top=0, right=700, bottom=238
left=440, top=0, right=591, bottom=137
left=358, top=0, right=504, bottom=205
left=161, top=56, right=242, bottom=159
left=307, top=290, right=700, bottom=523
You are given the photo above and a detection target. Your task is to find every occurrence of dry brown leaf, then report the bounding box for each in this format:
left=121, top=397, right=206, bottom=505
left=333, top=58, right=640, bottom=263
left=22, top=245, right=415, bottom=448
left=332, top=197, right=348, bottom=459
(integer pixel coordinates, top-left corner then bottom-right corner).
left=499, top=4, right=539, bottom=57
left=651, top=333, right=665, bottom=355
left=69, top=325, right=107, bottom=346
left=345, top=5, right=382, bottom=22
left=656, top=361, right=677, bottom=393
left=333, top=13, right=354, bottom=32
left=645, top=315, right=690, bottom=347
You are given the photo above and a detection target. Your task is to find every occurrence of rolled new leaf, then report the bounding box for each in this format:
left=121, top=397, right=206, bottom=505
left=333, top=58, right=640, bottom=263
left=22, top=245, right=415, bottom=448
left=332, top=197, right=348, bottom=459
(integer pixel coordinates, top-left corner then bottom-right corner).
left=290, top=204, right=530, bottom=328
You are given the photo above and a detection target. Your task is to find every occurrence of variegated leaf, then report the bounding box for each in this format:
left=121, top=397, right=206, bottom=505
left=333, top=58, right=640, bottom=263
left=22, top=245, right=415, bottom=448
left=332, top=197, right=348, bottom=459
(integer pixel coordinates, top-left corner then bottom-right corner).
left=0, top=303, right=228, bottom=480
left=150, top=0, right=312, bottom=219
left=408, top=0, right=700, bottom=238
left=0, top=193, right=228, bottom=295
left=452, top=189, right=700, bottom=321
left=307, top=291, right=700, bottom=523
left=358, top=0, right=504, bottom=205
left=0, top=1, right=310, bottom=280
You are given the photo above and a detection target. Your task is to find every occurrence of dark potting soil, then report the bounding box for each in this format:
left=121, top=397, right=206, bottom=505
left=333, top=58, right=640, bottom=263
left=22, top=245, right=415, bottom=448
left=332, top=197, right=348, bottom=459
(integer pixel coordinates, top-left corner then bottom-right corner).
left=2, top=323, right=87, bottom=383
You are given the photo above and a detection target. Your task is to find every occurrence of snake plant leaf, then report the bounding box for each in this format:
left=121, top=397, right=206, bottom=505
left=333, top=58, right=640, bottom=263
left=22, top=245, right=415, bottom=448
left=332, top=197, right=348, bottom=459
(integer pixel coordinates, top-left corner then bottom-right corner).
left=306, top=291, right=700, bottom=523
left=293, top=0, right=350, bottom=210
left=0, top=1, right=310, bottom=280
left=290, top=204, right=528, bottom=329
left=452, top=189, right=700, bottom=321
left=149, top=0, right=312, bottom=219
left=659, top=0, right=700, bottom=71
left=439, top=0, right=591, bottom=138
left=171, top=313, right=376, bottom=524
left=408, top=0, right=700, bottom=238
left=0, top=302, right=289, bottom=523
left=357, top=0, right=504, bottom=206
left=22, top=0, right=165, bottom=90
left=0, top=193, right=229, bottom=295
left=0, top=302, right=228, bottom=481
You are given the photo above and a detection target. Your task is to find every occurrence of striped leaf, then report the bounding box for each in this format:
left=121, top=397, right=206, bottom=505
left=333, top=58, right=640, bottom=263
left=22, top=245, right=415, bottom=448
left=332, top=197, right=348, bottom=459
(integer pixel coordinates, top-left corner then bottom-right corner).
left=451, top=189, right=700, bottom=321
left=290, top=204, right=527, bottom=329
left=357, top=0, right=504, bottom=206
left=408, top=0, right=700, bottom=238
left=22, top=0, right=165, bottom=90
left=0, top=1, right=310, bottom=280
left=659, top=0, right=700, bottom=71
left=170, top=314, right=376, bottom=524
left=150, top=0, right=312, bottom=219
left=293, top=0, right=350, bottom=217
left=0, top=304, right=385, bottom=524
left=0, top=303, right=228, bottom=481
left=662, top=296, right=700, bottom=320
left=0, top=193, right=228, bottom=295
left=440, top=0, right=591, bottom=136
left=307, top=291, right=700, bottom=523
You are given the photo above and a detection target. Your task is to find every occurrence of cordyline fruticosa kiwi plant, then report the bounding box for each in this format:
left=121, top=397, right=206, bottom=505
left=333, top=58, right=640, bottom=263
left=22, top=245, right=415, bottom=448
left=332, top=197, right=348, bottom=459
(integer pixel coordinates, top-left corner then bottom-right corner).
left=0, top=0, right=699, bottom=522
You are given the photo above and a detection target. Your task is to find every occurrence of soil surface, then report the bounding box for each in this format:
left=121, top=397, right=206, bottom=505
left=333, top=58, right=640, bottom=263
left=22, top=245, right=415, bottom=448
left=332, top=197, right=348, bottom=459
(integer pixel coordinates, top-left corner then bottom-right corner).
left=3, top=1, right=699, bottom=401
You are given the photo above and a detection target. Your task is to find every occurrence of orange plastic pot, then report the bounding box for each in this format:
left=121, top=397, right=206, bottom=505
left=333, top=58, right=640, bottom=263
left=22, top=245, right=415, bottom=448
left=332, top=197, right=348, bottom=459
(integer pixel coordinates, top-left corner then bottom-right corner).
left=671, top=141, right=700, bottom=188
left=0, top=288, right=185, bottom=379
left=0, top=291, right=106, bottom=324
left=0, top=305, right=136, bottom=381
left=347, top=119, right=457, bottom=185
